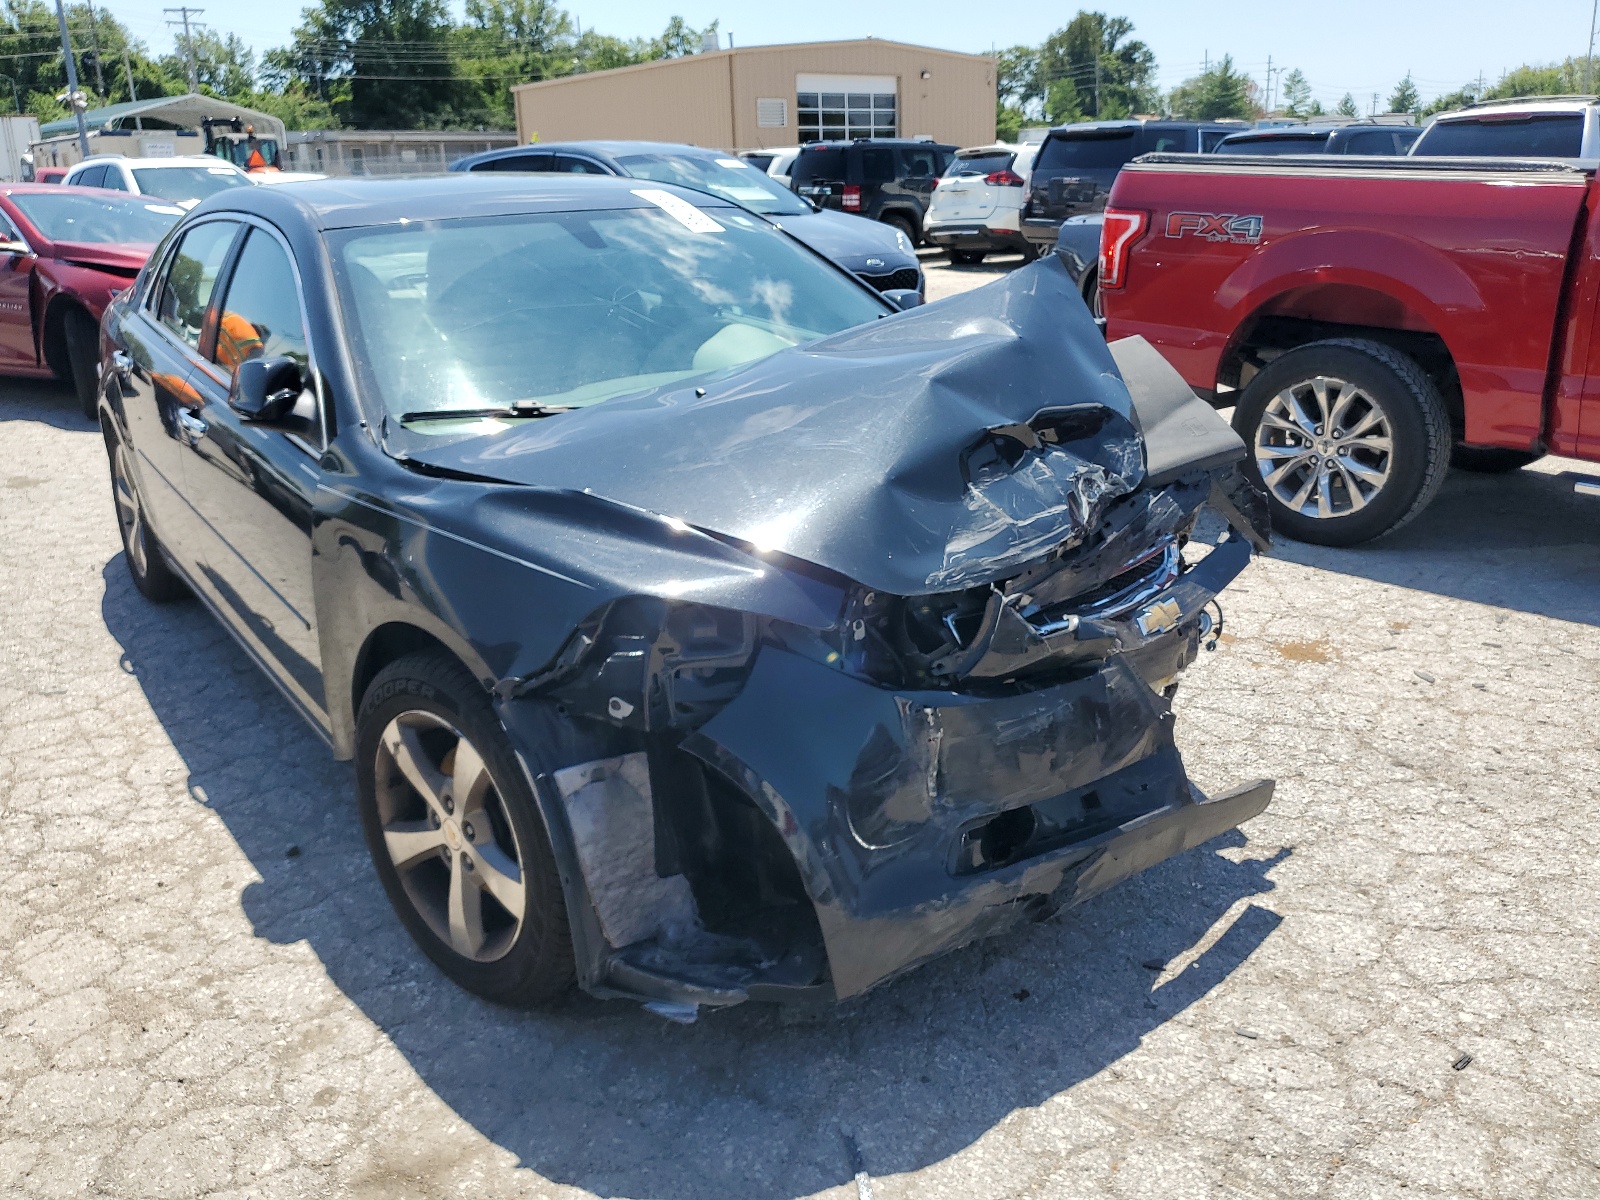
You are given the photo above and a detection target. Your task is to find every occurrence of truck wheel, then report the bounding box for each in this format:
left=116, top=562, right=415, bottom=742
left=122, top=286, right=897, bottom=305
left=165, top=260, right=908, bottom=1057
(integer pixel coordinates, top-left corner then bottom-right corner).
left=65, top=308, right=100, bottom=421
left=1450, top=446, right=1543, bottom=473
left=355, top=651, right=596, bottom=1008
left=1232, top=339, right=1450, bottom=546
left=948, top=249, right=985, bottom=265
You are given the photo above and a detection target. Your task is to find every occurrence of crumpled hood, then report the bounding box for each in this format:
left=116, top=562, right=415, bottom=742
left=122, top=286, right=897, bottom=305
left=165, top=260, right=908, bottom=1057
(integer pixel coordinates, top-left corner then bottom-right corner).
left=409, top=257, right=1145, bottom=597
left=50, top=240, right=152, bottom=273
left=766, top=207, right=918, bottom=275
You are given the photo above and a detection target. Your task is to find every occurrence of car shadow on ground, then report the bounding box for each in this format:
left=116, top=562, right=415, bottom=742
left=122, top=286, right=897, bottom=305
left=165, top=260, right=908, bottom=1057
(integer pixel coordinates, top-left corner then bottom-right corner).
left=102, top=559, right=1286, bottom=1199
left=1262, top=458, right=1600, bottom=629
left=0, top=378, right=94, bottom=434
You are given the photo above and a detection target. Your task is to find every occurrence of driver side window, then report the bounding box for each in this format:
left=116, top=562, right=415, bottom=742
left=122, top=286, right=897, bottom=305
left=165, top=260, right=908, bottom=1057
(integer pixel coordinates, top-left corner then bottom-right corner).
left=210, top=228, right=309, bottom=373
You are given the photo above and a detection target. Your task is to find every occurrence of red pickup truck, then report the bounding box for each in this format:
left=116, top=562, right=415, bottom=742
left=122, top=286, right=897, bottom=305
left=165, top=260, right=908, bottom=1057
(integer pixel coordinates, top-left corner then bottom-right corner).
left=1098, top=155, right=1600, bottom=544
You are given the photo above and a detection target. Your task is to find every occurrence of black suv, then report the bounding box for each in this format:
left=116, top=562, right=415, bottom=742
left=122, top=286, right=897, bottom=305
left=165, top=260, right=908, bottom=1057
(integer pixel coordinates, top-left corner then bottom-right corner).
left=1021, top=119, right=1241, bottom=255
left=1214, top=122, right=1421, bottom=156
left=789, top=138, right=957, bottom=246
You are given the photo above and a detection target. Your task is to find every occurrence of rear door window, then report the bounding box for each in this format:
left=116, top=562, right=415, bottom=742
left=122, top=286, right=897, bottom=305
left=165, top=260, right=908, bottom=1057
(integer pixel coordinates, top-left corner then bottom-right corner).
left=1414, top=115, right=1584, bottom=157
left=1035, top=129, right=1138, bottom=170
left=1141, top=128, right=1195, bottom=154
left=154, top=220, right=239, bottom=353
left=859, top=147, right=896, bottom=184
left=899, top=147, right=940, bottom=178
left=73, top=164, right=106, bottom=188
left=553, top=155, right=608, bottom=174
left=1341, top=130, right=1402, bottom=155
left=477, top=153, right=553, bottom=172
left=98, top=166, right=129, bottom=191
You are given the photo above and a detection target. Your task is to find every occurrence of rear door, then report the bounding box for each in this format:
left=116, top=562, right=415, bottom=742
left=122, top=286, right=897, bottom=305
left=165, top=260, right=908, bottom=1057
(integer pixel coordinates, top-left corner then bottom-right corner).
left=1027, top=127, right=1139, bottom=222
left=895, top=145, right=943, bottom=213
left=122, top=216, right=243, bottom=562
left=792, top=145, right=846, bottom=209
left=179, top=220, right=327, bottom=720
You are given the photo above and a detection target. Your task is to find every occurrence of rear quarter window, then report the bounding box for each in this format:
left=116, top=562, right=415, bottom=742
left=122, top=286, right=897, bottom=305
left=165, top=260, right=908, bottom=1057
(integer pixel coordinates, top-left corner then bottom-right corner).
left=1035, top=130, right=1138, bottom=170
left=1414, top=114, right=1584, bottom=158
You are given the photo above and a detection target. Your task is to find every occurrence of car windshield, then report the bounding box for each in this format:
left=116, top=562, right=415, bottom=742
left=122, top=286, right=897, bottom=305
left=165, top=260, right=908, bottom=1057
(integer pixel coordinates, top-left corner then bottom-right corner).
left=130, top=165, right=251, bottom=204
left=1414, top=114, right=1584, bottom=157
left=8, top=191, right=184, bottom=243
left=613, top=153, right=811, bottom=216
left=1218, top=134, right=1330, bottom=156
left=330, top=200, right=888, bottom=434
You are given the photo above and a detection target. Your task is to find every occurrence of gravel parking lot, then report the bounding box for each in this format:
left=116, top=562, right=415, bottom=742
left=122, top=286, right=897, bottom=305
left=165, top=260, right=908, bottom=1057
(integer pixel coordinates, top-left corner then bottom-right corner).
left=2, top=253, right=1597, bottom=1199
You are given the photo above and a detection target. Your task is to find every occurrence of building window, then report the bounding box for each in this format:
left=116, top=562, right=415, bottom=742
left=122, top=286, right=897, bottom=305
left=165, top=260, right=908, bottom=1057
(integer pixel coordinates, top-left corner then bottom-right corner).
left=797, top=91, right=896, bottom=141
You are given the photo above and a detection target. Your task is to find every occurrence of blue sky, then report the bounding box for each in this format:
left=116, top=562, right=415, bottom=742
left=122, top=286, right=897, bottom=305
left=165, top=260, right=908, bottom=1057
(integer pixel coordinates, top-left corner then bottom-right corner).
left=109, top=0, right=1592, bottom=111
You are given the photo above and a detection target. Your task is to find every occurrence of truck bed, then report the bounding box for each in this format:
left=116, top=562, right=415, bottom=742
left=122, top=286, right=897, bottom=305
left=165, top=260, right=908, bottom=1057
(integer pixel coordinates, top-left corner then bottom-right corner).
left=1104, top=154, right=1593, bottom=453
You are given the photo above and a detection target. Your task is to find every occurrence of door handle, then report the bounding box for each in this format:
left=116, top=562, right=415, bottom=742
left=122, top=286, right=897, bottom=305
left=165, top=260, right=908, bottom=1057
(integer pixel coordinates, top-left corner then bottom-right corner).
left=175, top=409, right=208, bottom=444
left=110, top=349, right=132, bottom=375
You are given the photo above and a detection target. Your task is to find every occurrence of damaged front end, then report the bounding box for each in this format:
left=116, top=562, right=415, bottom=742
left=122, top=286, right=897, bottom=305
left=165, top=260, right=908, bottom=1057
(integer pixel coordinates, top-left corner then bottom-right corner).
left=420, top=263, right=1276, bottom=1013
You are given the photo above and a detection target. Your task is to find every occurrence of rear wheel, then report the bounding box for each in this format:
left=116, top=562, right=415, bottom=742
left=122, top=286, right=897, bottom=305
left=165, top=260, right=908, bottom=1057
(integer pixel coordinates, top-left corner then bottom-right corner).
left=355, top=651, right=610, bottom=1007
left=1232, top=339, right=1450, bottom=546
left=947, top=249, right=986, bottom=265
left=64, top=308, right=100, bottom=420
left=108, top=436, right=186, bottom=602
left=1450, top=446, right=1543, bottom=473
left=881, top=212, right=918, bottom=246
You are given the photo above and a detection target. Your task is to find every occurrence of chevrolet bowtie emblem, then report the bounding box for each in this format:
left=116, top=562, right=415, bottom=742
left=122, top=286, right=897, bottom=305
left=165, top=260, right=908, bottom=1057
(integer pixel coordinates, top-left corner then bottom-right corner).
left=1135, top=599, right=1182, bottom=637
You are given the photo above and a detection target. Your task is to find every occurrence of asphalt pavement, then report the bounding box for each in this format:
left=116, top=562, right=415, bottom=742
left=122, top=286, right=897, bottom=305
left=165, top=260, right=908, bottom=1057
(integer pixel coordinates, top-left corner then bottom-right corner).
left=1, top=253, right=1597, bottom=1199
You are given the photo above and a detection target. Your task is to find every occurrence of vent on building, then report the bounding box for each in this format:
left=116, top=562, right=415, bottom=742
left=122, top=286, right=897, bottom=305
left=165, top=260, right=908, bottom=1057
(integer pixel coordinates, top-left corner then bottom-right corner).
left=756, top=98, right=787, bottom=128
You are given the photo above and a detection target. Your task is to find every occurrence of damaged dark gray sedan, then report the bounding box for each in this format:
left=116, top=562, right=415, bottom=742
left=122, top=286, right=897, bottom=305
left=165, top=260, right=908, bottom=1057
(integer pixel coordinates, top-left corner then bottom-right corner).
left=99, top=174, right=1274, bottom=1016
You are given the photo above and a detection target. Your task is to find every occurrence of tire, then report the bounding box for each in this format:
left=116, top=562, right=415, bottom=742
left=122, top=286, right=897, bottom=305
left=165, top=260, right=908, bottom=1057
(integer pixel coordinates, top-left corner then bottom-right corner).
left=1019, top=240, right=1043, bottom=263
left=948, top=249, right=986, bottom=265
left=882, top=212, right=918, bottom=246
left=1450, top=446, right=1543, bottom=473
left=355, top=650, right=610, bottom=1007
left=108, top=434, right=186, bottom=603
left=1083, top=272, right=1102, bottom=320
left=1232, top=338, right=1450, bottom=546
left=64, top=308, right=100, bottom=421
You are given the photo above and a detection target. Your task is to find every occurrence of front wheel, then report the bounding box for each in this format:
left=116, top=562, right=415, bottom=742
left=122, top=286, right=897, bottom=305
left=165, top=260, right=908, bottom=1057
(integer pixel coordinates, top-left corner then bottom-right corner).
left=1232, top=339, right=1450, bottom=546
left=881, top=212, right=918, bottom=246
left=65, top=308, right=100, bottom=420
left=356, top=651, right=611, bottom=1007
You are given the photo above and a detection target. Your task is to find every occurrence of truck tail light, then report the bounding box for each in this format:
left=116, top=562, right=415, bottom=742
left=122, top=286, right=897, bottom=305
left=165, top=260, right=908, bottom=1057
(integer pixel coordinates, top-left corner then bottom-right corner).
left=842, top=184, right=861, bottom=211
left=1098, top=208, right=1147, bottom=290
left=984, top=169, right=1025, bottom=186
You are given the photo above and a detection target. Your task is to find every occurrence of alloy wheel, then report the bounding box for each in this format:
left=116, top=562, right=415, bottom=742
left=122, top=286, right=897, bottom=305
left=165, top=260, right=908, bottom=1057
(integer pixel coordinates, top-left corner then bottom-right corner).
left=1254, top=375, right=1393, bottom=519
left=373, top=711, right=527, bottom=963
left=112, top=443, right=148, bottom=578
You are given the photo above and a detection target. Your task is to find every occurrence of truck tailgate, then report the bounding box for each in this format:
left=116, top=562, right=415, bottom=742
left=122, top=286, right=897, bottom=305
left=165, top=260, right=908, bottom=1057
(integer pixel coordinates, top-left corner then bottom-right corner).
left=1103, top=156, right=1590, bottom=447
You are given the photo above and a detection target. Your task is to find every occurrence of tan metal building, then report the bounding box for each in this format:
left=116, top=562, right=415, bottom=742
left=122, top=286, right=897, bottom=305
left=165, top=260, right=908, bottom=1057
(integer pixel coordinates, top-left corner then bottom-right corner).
left=511, top=39, right=996, bottom=151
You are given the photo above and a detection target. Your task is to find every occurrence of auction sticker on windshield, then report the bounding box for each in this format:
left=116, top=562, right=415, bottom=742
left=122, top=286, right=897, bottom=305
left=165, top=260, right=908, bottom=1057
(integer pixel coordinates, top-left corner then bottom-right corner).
left=631, top=188, right=726, bottom=234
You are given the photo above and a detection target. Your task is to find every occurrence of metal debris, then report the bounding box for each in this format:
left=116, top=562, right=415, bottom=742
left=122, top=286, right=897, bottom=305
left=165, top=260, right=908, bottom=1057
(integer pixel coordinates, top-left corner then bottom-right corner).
left=1453, top=1054, right=1473, bottom=1071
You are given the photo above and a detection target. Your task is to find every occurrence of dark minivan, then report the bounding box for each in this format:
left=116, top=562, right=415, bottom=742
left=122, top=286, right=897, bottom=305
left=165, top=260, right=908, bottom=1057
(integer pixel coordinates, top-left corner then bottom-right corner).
left=789, top=138, right=957, bottom=246
left=1020, top=119, right=1240, bottom=256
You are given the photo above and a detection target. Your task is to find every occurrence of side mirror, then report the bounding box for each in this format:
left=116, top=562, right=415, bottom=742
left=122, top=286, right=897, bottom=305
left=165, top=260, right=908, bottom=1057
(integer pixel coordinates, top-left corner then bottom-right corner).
left=229, top=355, right=304, bottom=422
left=882, top=288, right=923, bottom=311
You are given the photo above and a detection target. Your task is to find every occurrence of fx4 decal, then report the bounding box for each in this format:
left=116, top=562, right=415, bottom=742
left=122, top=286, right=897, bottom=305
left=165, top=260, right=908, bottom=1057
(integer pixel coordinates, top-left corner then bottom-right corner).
left=1165, top=212, right=1264, bottom=244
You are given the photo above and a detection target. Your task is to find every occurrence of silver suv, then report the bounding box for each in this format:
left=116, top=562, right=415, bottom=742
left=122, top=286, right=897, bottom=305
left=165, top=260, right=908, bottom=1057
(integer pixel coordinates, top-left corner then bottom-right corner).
left=1410, top=95, right=1599, bottom=161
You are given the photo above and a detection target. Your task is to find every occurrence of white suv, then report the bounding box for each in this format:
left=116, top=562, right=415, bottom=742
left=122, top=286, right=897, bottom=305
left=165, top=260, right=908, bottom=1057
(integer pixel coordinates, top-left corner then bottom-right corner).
left=923, top=143, right=1039, bottom=264
left=63, top=155, right=252, bottom=209
left=1410, top=96, right=1599, bottom=162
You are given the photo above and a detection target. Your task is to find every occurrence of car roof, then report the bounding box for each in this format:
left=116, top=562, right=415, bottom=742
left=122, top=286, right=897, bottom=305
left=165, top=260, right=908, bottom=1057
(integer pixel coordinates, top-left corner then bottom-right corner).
left=1218, top=127, right=1335, bottom=141
left=72, top=155, right=245, bottom=170
left=185, top=172, right=744, bottom=232
left=1443, top=94, right=1596, bottom=118
left=798, top=138, right=957, bottom=148
left=471, top=140, right=716, bottom=160
left=1047, top=118, right=1242, bottom=133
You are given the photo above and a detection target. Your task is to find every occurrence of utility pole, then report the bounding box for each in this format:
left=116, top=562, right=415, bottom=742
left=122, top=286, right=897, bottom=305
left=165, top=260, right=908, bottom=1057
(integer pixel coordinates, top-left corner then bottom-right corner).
left=85, top=0, right=105, bottom=95
left=1093, top=55, right=1100, bottom=118
left=1370, top=92, right=1378, bottom=116
left=122, top=48, right=142, bottom=128
left=164, top=6, right=203, bottom=92
left=1266, top=55, right=1273, bottom=114
left=1588, top=0, right=1598, bottom=93
left=52, top=0, right=90, bottom=156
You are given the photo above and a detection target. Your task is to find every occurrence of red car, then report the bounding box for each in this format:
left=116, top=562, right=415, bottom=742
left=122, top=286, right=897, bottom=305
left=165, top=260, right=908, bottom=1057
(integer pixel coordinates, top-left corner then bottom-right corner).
left=0, top=184, right=182, bottom=417
left=1098, top=155, right=1600, bottom=545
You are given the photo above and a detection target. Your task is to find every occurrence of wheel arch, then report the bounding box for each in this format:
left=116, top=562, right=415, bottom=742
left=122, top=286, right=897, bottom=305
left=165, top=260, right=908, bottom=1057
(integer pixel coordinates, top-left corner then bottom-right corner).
left=1219, top=288, right=1464, bottom=439
left=39, top=294, right=92, bottom=380
left=345, top=622, right=476, bottom=751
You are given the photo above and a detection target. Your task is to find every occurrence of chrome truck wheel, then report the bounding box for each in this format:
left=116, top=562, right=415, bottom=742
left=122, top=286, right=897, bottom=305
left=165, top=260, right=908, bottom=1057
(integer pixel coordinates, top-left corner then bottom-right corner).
left=1233, top=339, right=1450, bottom=547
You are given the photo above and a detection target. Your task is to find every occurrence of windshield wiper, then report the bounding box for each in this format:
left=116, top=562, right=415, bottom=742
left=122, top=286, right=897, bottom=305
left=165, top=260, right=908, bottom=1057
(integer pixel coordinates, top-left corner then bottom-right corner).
left=399, top=403, right=573, bottom=423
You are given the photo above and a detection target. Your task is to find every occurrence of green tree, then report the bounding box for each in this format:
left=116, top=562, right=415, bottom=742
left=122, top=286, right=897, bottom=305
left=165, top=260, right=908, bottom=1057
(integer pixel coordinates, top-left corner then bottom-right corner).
left=1036, top=11, right=1156, bottom=122
left=650, top=15, right=717, bottom=58
left=1280, top=67, right=1310, bottom=117
left=1306, top=98, right=1325, bottom=117
left=1423, top=83, right=1478, bottom=116
left=1168, top=55, right=1257, bottom=120
left=1388, top=72, right=1420, bottom=114
left=1336, top=92, right=1360, bottom=117
left=161, top=29, right=257, bottom=97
